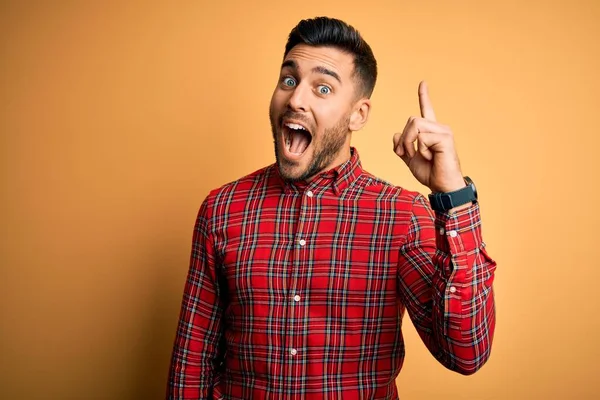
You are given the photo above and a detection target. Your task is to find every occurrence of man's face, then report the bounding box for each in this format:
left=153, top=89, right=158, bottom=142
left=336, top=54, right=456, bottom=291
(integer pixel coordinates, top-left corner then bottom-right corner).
left=269, top=44, right=366, bottom=182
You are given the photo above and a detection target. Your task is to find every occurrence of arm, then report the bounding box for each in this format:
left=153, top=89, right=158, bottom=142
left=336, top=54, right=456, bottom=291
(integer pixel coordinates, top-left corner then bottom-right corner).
left=397, top=195, right=496, bottom=374
left=167, top=197, right=226, bottom=399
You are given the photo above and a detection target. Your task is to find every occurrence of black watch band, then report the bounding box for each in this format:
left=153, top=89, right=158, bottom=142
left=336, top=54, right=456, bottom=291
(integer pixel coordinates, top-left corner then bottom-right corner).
left=428, top=176, right=478, bottom=212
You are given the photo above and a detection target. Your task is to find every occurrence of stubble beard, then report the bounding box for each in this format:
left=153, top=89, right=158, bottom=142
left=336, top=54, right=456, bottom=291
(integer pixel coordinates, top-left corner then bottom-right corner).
left=270, top=112, right=350, bottom=182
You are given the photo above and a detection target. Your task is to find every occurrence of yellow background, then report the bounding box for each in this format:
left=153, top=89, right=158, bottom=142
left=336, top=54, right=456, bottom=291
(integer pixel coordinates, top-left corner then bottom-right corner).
left=1, top=1, right=599, bottom=399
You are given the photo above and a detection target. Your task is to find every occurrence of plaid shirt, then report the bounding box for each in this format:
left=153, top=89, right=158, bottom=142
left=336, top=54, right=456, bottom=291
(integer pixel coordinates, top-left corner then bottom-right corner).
left=168, top=148, right=496, bottom=399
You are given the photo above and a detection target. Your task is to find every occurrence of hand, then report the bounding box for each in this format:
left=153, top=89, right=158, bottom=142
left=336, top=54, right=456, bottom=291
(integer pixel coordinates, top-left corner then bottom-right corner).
left=393, top=81, right=466, bottom=193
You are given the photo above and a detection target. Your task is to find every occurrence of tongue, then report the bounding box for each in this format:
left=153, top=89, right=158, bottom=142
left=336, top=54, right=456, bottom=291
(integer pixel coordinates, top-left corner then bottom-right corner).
left=290, top=130, right=310, bottom=154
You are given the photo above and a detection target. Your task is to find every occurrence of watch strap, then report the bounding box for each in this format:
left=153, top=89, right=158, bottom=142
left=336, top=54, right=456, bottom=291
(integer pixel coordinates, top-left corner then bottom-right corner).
left=428, top=177, right=477, bottom=212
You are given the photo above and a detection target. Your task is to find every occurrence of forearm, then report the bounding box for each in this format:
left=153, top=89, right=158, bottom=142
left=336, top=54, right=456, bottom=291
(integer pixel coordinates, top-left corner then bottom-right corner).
left=168, top=303, right=224, bottom=399
left=429, top=203, right=497, bottom=374
left=399, top=197, right=496, bottom=375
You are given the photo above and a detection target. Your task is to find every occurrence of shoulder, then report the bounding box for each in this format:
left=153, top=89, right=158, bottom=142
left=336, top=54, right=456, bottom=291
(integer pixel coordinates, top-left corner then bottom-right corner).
left=202, top=164, right=276, bottom=210
left=354, top=168, right=425, bottom=204
left=354, top=170, right=434, bottom=224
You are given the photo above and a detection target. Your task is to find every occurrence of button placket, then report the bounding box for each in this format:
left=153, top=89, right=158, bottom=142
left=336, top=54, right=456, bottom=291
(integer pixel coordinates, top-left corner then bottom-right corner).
left=288, top=191, right=311, bottom=364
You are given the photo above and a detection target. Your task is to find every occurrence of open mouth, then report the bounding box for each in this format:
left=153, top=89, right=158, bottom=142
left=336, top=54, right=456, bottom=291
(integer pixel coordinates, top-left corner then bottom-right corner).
left=282, top=121, right=312, bottom=158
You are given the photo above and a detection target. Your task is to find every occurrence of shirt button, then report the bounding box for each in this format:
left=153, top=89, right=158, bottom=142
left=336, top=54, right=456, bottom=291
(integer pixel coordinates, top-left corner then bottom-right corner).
left=306, top=190, right=314, bottom=198
left=449, top=286, right=457, bottom=293
left=439, top=228, right=445, bottom=235
left=299, top=239, right=306, bottom=246
left=293, top=295, right=301, bottom=302
left=448, top=230, right=458, bottom=238
left=290, top=348, right=297, bottom=356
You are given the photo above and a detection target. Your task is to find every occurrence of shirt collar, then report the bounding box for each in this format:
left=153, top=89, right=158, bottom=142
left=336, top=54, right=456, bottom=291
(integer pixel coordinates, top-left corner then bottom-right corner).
left=275, top=147, right=363, bottom=196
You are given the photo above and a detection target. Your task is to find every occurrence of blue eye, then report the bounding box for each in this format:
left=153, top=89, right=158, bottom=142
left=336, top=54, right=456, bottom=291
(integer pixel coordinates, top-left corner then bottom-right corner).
left=318, top=85, right=331, bottom=95
left=283, top=77, right=296, bottom=87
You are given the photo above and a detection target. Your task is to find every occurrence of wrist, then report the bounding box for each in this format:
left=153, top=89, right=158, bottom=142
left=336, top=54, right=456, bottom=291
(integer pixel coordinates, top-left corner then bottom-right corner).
left=428, top=176, right=477, bottom=213
left=448, top=202, right=472, bottom=214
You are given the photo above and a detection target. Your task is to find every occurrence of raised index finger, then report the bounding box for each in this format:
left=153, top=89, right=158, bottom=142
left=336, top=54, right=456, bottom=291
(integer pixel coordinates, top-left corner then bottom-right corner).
left=418, top=80, right=437, bottom=122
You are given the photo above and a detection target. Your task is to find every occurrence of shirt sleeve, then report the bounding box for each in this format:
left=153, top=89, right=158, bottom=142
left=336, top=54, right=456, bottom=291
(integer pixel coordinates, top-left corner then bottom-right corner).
left=397, top=194, right=496, bottom=375
left=167, top=196, right=226, bottom=399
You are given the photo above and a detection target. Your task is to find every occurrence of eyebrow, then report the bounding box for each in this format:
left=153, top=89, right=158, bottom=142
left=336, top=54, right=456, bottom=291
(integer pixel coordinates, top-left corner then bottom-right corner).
left=281, top=60, right=342, bottom=83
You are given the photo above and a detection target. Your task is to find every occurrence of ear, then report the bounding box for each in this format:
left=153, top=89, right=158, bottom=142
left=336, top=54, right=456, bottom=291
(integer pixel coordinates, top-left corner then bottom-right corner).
left=348, top=98, right=371, bottom=131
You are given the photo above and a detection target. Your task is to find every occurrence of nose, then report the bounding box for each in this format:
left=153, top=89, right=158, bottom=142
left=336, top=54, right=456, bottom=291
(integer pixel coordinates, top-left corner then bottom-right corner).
left=287, top=83, right=309, bottom=112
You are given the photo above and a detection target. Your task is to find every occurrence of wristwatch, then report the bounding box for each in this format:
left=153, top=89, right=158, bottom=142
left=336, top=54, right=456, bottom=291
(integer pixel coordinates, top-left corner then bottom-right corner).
left=428, top=176, right=477, bottom=212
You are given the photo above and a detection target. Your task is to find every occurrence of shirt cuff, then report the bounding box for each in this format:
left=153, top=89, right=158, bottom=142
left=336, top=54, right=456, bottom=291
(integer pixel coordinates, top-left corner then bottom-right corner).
left=434, top=201, right=483, bottom=255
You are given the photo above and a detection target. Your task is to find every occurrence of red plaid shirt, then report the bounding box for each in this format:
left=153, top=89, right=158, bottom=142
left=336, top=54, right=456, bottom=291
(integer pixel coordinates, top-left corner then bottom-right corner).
left=168, top=148, right=496, bottom=399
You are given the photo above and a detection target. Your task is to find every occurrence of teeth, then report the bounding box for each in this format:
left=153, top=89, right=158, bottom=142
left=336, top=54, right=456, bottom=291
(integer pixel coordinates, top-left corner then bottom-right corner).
left=284, top=122, right=306, bottom=131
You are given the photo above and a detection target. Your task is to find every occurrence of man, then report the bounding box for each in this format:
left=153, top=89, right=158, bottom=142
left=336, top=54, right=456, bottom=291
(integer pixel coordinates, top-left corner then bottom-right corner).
left=167, top=16, right=496, bottom=400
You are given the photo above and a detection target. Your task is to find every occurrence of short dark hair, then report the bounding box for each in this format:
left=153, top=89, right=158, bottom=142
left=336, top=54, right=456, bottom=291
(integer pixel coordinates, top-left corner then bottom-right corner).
left=284, top=17, right=378, bottom=98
